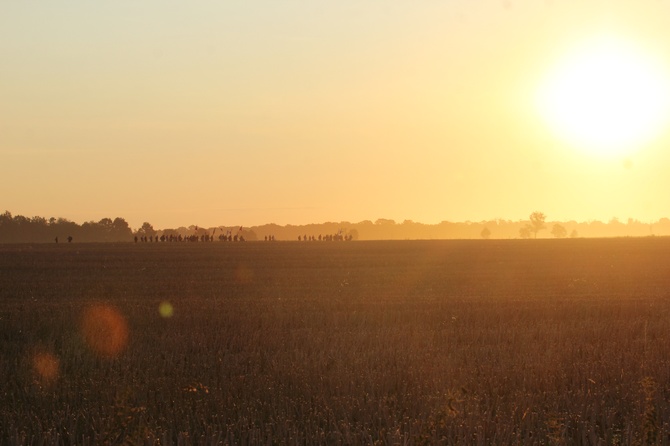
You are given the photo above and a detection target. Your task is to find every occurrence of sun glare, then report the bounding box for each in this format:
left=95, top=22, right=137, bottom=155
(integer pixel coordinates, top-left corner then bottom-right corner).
left=537, top=35, right=670, bottom=157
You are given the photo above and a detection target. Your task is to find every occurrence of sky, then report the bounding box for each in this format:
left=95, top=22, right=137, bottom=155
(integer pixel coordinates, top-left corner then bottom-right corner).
left=3, top=1, right=670, bottom=230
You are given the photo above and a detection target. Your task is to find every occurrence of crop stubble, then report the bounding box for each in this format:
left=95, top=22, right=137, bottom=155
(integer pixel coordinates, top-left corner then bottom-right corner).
left=1, top=239, right=670, bottom=444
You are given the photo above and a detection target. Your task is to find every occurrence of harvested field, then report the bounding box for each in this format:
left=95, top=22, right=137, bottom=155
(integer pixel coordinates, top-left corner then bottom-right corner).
left=2, top=239, right=670, bottom=444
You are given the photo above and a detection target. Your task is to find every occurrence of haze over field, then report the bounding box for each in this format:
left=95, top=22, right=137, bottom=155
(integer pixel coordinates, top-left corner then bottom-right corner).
left=3, top=1, right=670, bottom=230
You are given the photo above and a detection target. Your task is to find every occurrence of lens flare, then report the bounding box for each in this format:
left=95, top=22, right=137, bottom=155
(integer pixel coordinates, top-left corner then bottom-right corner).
left=81, top=304, right=129, bottom=358
left=159, top=301, right=174, bottom=318
left=32, top=350, right=60, bottom=385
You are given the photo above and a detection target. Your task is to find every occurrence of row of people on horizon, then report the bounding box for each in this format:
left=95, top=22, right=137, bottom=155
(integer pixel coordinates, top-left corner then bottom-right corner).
left=54, top=233, right=353, bottom=243
left=134, top=234, right=246, bottom=243
left=298, top=234, right=353, bottom=241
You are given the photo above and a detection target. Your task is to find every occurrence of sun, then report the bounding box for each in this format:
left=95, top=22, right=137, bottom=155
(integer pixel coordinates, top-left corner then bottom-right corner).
left=537, top=35, right=670, bottom=157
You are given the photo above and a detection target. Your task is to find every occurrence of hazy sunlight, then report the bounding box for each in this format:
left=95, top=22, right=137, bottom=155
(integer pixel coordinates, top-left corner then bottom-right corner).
left=537, top=35, right=670, bottom=157
left=5, top=1, right=670, bottom=229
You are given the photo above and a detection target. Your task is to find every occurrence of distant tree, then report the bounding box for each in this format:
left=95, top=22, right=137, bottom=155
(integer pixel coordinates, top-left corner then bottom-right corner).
left=54, top=218, right=78, bottom=239
left=0, top=212, right=15, bottom=242
left=31, top=216, right=48, bottom=226
left=13, top=214, right=30, bottom=228
left=551, top=223, right=567, bottom=238
left=480, top=227, right=491, bottom=240
left=240, top=229, right=258, bottom=241
left=570, top=229, right=579, bottom=238
left=28, top=216, right=49, bottom=241
left=373, top=218, right=397, bottom=239
left=519, top=225, right=532, bottom=239
left=529, top=212, right=546, bottom=238
left=657, top=218, right=670, bottom=236
left=349, top=228, right=359, bottom=241
left=111, top=217, right=132, bottom=241
left=80, top=221, right=100, bottom=241
left=136, top=222, right=156, bottom=238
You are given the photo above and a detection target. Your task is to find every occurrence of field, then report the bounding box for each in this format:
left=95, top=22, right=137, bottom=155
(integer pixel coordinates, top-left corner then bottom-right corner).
left=2, top=239, right=670, bottom=445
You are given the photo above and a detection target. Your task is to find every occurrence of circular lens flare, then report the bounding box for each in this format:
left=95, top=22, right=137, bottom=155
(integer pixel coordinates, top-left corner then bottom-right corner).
left=32, top=350, right=60, bottom=385
left=159, top=301, right=174, bottom=318
left=81, top=304, right=129, bottom=358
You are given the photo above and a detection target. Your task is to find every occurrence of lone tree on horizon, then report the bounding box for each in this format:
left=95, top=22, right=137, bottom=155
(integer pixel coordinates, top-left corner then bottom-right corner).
left=529, top=212, right=547, bottom=239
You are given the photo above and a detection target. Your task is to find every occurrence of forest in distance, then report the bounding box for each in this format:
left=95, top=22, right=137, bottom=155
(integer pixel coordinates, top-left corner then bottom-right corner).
left=2, top=210, right=670, bottom=243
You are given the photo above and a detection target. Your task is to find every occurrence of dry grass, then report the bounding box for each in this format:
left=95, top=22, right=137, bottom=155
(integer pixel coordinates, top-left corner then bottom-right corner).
left=2, top=239, right=670, bottom=444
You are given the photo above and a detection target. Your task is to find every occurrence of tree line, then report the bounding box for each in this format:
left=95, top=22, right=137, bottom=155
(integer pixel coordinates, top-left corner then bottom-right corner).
left=0, top=212, right=133, bottom=243
left=2, top=210, right=670, bottom=243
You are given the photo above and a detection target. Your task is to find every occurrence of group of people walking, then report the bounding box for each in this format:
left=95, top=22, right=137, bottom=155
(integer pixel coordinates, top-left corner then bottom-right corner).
left=297, top=233, right=352, bottom=241
left=134, top=234, right=246, bottom=243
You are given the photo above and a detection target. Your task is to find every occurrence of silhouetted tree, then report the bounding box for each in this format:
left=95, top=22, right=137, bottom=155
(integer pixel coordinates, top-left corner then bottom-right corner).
left=529, top=212, right=546, bottom=239
left=111, top=217, right=132, bottom=241
left=55, top=218, right=78, bottom=241
left=80, top=221, right=99, bottom=240
left=519, top=226, right=532, bottom=239
left=136, top=222, right=156, bottom=238
left=551, top=223, right=567, bottom=238
left=480, top=227, right=491, bottom=240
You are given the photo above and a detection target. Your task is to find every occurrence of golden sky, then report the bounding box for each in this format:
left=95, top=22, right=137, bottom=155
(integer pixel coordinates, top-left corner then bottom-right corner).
left=2, top=1, right=670, bottom=230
